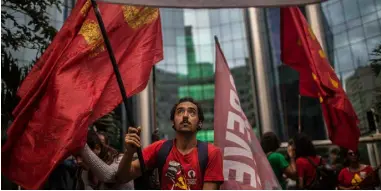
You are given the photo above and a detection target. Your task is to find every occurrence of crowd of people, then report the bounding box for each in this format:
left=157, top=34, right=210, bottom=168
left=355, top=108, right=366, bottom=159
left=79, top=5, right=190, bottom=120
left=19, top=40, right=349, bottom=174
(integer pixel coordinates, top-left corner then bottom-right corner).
left=41, top=97, right=380, bottom=190
left=261, top=132, right=381, bottom=190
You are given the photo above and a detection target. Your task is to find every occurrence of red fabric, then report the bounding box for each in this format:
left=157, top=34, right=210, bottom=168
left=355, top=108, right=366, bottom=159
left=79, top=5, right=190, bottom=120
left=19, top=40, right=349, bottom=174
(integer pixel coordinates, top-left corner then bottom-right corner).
left=296, top=156, right=324, bottom=186
left=1, top=1, right=163, bottom=189
left=213, top=39, right=281, bottom=189
left=143, top=140, right=224, bottom=190
left=281, top=7, right=360, bottom=151
left=338, top=166, right=373, bottom=187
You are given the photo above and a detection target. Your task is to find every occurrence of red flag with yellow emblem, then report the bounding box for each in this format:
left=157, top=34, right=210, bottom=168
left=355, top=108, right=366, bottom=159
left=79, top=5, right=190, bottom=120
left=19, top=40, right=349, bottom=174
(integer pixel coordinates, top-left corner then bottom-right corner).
left=280, top=7, right=359, bottom=151
left=1, top=0, right=163, bottom=189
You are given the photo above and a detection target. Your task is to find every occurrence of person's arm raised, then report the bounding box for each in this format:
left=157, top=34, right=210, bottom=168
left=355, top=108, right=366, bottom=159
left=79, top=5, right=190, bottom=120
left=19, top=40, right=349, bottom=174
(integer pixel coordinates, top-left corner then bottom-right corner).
left=115, top=127, right=143, bottom=183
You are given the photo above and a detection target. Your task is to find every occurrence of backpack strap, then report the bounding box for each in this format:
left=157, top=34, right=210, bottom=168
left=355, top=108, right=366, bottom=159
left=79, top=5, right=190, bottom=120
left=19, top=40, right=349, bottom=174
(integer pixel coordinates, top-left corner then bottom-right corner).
left=306, top=156, right=322, bottom=169
left=156, top=140, right=173, bottom=187
left=197, top=140, right=209, bottom=185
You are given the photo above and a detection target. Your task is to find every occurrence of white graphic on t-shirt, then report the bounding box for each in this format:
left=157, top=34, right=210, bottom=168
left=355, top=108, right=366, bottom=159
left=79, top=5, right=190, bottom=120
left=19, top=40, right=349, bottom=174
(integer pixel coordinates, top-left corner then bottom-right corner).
left=187, top=170, right=197, bottom=185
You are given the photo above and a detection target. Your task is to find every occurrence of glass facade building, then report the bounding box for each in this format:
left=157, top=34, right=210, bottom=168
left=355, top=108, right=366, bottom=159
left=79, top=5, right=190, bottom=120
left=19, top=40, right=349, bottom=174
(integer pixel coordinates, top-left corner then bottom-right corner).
left=154, top=0, right=381, bottom=143
left=154, top=9, right=256, bottom=141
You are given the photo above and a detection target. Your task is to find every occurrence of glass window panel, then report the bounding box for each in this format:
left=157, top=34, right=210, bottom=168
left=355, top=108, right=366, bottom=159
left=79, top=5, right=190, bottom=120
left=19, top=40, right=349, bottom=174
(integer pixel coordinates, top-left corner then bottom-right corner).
left=327, top=2, right=345, bottom=25
left=164, top=29, right=176, bottom=46
left=221, top=24, right=232, bottom=41
left=220, top=9, right=230, bottom=24
left=177, top=64, right=187, bottom=75
left=209, top=9, right=220, bottom=26
left=377, top=0, right=381, bottom=10
left=366, top=35, right=381, bottom=54
left=351, top=40, right=369, bottom=67
left=199, top=45, right=213, bottom=63
left=230, top=9, right=243, bottom=22
left=332, top=23, right=347, bottom=35
left=348, top=26, right=364, bottom=44
left=342, top=0, right=360, bottom=21
left=176, top=46, right=187, bottom=65
left=233, top=40, right=245, bottom=59
left=363, top=20, right=381, bottom=38
left=333, top=32, right=349, bottom=48
left=221, top=41, right=233, bottom=60
left=231, top=22, right=244, bottom=40
left=184, top=9, right=197, bottom=26
left=196, top=10, right=209, bottom=28
left=198, top=28, right=212, bottom=45
left=336, top=46, right=354, bottom=72
left=362, top=12, right=378, bottom=23
left=347, top=18, right=362, bottom=29
left=164, top=46, right=177, bottom=64
left=358, top=0, right=376, bottom=16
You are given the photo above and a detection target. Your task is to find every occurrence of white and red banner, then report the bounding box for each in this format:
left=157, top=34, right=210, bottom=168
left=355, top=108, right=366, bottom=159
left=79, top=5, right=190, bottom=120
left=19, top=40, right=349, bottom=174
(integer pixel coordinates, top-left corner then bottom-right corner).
left=213, top=37, right=280, bottom=189
left=99, top=0, right=326, bottom=8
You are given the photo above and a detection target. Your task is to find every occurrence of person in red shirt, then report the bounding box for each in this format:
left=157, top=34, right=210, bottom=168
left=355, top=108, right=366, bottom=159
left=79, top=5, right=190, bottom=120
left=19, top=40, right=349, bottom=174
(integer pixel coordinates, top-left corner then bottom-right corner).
left=116, top=97, right=224, bottom=190
left=293, top=133, right=325, bottom=189
left=338, top=149, right=379, bottom=190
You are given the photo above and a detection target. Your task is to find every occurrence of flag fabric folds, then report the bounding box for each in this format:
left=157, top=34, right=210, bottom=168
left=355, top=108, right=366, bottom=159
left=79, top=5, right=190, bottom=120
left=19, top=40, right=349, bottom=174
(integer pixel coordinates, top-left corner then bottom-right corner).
left=281, top=7, right=360, bottom=151
left=214, top=37, right=281, bottom=190
left=2, top=0, right=163, bottom=189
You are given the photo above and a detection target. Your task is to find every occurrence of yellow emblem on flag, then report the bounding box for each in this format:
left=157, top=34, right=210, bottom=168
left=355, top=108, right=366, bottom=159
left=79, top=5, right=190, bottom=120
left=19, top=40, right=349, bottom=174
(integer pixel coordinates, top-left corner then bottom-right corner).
left=330, top=76, right=339, bottom=88
left=308, top=27, right=316, bottom=41
left=318, top=93, right=323, bottom=103
left=80, top=0, right=92, bottom=16
left=312, top=73, right=318, bottom=81
left=297, top=38, right=302, bottom=46
left=79, top=19, right=105, bottom=57
left=318, top=49, right=326, bottom=58
left=122, top=6, right=159, bottom=29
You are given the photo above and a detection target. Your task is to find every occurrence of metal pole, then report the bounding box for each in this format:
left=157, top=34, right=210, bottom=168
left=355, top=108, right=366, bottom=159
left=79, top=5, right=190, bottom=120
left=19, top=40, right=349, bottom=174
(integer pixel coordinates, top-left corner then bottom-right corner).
left=89, top=0, right=145, bottom=174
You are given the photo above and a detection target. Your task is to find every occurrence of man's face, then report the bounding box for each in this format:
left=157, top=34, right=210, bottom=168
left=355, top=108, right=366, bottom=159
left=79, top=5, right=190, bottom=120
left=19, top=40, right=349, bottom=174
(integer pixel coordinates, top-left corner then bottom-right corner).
left=173, top=101, right=200, bottom=133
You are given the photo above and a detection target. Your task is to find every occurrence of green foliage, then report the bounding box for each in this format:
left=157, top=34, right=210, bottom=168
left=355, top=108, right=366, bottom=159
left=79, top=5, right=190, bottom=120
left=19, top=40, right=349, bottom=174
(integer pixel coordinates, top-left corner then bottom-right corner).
left=93, top=111, right=122, bottom=150
left=1, top=0, right=62, bottom=133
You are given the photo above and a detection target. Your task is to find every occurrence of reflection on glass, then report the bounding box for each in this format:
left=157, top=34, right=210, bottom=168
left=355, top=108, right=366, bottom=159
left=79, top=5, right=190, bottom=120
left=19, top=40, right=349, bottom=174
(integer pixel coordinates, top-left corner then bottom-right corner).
left=154, top=8, right=255, bottom=140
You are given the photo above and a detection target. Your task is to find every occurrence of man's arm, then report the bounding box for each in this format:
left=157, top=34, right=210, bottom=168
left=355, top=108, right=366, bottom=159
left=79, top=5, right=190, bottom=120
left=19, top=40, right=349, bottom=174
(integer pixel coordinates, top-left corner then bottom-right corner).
left=115, top=127, right=143, bottom=183
left=203, top=182, right=221, bottom=190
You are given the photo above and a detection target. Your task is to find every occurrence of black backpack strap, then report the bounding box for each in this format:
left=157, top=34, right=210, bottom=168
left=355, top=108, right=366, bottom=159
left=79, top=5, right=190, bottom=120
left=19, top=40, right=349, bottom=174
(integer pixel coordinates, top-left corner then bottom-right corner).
left=197, top=140, right=209, bottom=185
left=156, top=140, right=173, bottom=186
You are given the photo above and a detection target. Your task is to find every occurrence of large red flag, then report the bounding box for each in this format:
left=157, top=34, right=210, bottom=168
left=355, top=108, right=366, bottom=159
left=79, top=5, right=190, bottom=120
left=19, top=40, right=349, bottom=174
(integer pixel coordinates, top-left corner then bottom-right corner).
left=214, top=37, right=280, bottom=190
left=2, top=0, right=163, bottom=189
left=281, top=7, right=359, bottom=151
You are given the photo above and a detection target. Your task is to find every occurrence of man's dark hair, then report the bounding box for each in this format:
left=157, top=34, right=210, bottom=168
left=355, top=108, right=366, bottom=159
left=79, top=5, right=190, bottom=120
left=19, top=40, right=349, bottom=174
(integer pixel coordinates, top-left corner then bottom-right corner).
left=260, top=132, right=280, bottom=154
left=170, top=97, right=204, bottom=122
left=294, top=133, right=317, bottom=158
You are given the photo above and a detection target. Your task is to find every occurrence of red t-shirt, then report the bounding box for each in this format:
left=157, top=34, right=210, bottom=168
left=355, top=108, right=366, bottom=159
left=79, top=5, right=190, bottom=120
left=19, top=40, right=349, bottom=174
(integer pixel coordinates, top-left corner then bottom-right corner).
left=143, top=140, right=224, bottom=190
left=296, top=156, right=324, bottom=186
left=338, top=165, right=373, bottom=187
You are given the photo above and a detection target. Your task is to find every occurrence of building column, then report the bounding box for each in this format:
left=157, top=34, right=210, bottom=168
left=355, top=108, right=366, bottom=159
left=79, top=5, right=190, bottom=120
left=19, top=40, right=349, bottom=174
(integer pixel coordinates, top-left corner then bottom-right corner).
left=305, top=4, right=331, bottom=139
left=136, top=72, right=154, bottom=147
left=305, top=4, right=327, bottom=52
left=246, top=8, right=275, bottom=134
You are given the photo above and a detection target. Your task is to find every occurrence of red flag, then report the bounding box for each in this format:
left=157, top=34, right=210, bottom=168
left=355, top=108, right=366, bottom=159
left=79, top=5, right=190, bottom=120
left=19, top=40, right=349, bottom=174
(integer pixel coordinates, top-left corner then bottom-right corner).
left=214, top=37, right=280, bottom=190
left=2, top=0, right=163, bottom=189
left=281, top=7, right=359, bottom=151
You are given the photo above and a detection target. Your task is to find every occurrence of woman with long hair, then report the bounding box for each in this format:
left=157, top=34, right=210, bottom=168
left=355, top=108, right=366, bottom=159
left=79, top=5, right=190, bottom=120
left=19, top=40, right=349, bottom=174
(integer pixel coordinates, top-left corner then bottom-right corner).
left=337, top=148, right=380, bottom=190
left=293, top=133, right=323, bottom=189
left=76, top=130, right=134, bottom=189
left=260, top=132, right=297, bottom=189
